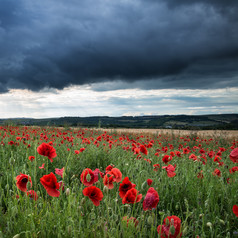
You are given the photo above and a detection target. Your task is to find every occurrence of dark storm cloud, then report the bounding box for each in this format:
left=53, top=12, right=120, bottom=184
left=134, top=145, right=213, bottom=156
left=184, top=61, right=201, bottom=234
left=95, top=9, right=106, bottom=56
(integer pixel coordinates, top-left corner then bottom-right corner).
left=0, top=0, right=238, bottom=93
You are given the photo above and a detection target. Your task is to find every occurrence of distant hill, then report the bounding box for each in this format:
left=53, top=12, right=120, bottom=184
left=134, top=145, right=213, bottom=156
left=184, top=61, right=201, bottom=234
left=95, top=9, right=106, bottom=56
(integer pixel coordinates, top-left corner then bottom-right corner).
left=1, top=114, right=238, bottom=130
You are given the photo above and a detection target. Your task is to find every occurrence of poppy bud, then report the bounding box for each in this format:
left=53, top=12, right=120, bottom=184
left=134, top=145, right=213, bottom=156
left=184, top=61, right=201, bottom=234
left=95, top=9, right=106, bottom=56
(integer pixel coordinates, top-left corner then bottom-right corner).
left=81, top=197, right=86, bottom=205
left=147, top=216, right=153, bottom=225
left=169, top=225, right=176, bottom=235
left=183, top=226, right=188, bottom=235
left=141, top=181, right=147, bottom=190
left=219, top=219, right=225, bottom=225
left=103, top=186, right=109, bottom=193
left=206, top=222, right=212, bottom=227
left=159, top=211, right=165, bottom=216
left=86, top=173, right=91, bottom=182
left=165, top=218, right=170, bottom=226
left=66, top=188, right=70, bottom=196
left=13, top=235, right=20, bottom=238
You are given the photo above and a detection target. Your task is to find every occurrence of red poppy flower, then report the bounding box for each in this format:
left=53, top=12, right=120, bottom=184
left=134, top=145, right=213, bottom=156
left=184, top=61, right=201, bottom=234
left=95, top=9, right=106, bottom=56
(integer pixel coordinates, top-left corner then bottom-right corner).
left=229, top=166, right=238, bottom=174
left=122, top=188, right=142, bottom=204
left=212, top=168, right=221, bottom=177
left=230, top=148, right=238, bottom=163
left=153, top=164, right=160, bottom=171
left=147, top=179, right=153, bottom=186
left=107, top=168, right=122, bottom=183
left=143, top=187, right=159, bottom=211
left=55, top=167, right=64, bottom=178
left=26, top=190, right=38, bottom=201
left=28, top=156, right=35, bottom=162
left=189, top=154, right=198, bottom=161
left=105, top=165, right=114, bottom=173
left=40, top=172, right=60, bottom=197
left=162, top=164, right=176, bottom=177
left=133, top=147, right=140, bottom=154
left=103, top=174, right=115, bottom=189
left=80, top=148, right=85, bottom=152
left=83, top=186, right=103, bottom=206
left=37, top=143, right=57, bottom=162
left=16, top=173, right=32, bottom=192
left=39, top=163, right=45, bottom=169
left=162, top=155, right=172, bottom=164
left=139, top=145, right=148, bottom=155
left=183, top=148, right=190, bottom=154
left=93, top=168, right=104, bottom=180
left=233, top=205, right=238, bottom=217
left=80, top=168, right=97, bottom=186
left=8, top=141, right=14, bottom=145
left=119, top=177, right=136, bottom=198
left=157, top=215, right=182, bottom=238
left=122, top=216, right=139, bottom=227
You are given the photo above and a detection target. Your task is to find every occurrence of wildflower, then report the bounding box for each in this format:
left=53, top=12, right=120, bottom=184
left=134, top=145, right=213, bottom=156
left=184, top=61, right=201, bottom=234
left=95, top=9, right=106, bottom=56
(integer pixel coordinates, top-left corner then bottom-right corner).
left=119, top=177, right=136, bottom=198
left=147, top=179, right=153, bottom=186
left=162, top=164, right=176, bottom=177
left=233, top=205, right=238, bottom=217
left=153, top=164, right=160, bottom=171
left=103, top=174, right=115, bottom=189
left=80, top=168, right=96, bottom=186
left=28, top=156, right=35, bottom=162
left=230, top=148, right=238, bottom=163
left=212, top=168, right=221, bottom=177
left=26, top=190, right=38, bottom=201
left=40, top=172, right=60, bottom=197
left=105, top=165, right=114, bottom=173
left=143, top=187, right=159, bottom=211
left=37, top=143, right=57, bottom=162
left=229, top=166, right=238, bottom=174
left=122, top=188, right=142, bottom=204
left=55, top=167, right=64, bottom=178
left=83, top=186, right=103, bottom=206
left=39, top=163, right=45, bottom=169
left=107, top=168, right=122, bottom=183
left=157, top=215, right=182, bottom=238
left=139, top=145, right=148, bottom=155
left=162, top=155, right=172, bottom=164
left=16, top=173, right=32, bottom=192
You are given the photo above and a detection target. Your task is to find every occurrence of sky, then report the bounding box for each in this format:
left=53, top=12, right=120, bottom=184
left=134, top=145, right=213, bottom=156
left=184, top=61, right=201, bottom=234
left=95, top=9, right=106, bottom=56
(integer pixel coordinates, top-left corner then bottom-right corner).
left=0, top=0, right=238, bottom=118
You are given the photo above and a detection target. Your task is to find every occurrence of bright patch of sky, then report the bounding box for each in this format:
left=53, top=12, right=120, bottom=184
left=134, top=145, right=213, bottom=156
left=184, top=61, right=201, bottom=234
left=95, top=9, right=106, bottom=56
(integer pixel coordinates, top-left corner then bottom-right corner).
left=0, top=84, right=237, bottom=118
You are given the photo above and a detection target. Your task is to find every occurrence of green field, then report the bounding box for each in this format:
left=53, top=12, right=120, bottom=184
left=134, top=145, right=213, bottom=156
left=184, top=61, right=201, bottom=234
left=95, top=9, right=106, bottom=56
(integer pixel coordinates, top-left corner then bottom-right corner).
left=0, top=126, right=237, bottom=238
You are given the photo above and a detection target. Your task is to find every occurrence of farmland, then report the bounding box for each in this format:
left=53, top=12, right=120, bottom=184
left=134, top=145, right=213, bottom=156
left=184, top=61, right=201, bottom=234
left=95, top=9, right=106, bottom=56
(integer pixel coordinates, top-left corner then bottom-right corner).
left=0, top=126, right=237, bottom=237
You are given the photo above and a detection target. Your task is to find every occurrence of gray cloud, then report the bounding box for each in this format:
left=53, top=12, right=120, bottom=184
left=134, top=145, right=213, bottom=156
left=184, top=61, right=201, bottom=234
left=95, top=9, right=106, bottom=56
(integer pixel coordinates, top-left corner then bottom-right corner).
left=0, top=0, right=238, bottom=93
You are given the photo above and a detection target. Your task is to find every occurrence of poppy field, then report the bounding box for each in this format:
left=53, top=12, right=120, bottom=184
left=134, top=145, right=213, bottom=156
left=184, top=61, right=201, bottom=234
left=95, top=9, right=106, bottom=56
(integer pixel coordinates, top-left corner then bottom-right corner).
left=0, top=126, right=237, bottom=238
